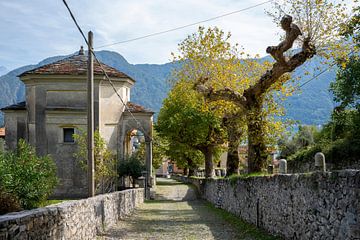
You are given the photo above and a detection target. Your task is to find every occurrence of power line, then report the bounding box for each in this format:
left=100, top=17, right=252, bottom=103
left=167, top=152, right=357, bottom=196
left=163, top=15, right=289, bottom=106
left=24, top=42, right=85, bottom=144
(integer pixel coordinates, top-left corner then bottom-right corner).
left=96, top=0, right=273, bottom=49
left=62, top=0, right=88, bottom=45
left=92, top=52, right=153, bottom=138
left=61, top=0, right=154, bottom=141
left=299, top=48, right=357, bottom=89
left=298, top=63, right=336, bottom=88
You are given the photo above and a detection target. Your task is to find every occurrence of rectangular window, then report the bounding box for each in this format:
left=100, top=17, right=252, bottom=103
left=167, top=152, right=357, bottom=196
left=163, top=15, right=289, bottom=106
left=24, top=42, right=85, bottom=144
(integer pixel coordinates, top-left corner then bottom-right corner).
left=63, top=128, right=75, bottom=143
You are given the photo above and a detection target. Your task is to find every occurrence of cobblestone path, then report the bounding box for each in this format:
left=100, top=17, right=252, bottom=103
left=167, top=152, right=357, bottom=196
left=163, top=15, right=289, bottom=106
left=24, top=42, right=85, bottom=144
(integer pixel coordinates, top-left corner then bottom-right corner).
left=98, top=178, right=278, bottom=240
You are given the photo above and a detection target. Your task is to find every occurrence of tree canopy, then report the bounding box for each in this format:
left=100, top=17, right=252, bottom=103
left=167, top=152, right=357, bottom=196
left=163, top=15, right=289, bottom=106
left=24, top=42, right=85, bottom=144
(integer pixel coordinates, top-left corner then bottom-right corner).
left=156, top=78, right=226, bottom=177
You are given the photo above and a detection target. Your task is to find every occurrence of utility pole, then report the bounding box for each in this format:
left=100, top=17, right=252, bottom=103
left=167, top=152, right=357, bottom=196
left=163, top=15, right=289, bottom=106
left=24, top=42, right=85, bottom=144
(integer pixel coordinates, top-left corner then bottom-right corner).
left=87, top=31, right=95, bottom=197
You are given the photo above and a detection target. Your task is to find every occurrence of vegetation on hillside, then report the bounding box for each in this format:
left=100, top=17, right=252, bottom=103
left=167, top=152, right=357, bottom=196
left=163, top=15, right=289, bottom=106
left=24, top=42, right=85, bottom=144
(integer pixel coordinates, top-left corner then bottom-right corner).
left=280, top=5, right=360, bottom=166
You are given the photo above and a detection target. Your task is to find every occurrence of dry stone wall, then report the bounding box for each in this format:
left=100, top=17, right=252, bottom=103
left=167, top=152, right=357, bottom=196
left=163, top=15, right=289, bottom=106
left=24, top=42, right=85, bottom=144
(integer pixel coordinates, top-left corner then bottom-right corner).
left=174, top=170, right=360, bottom=240
left=0, top=188, right=144, bottom=240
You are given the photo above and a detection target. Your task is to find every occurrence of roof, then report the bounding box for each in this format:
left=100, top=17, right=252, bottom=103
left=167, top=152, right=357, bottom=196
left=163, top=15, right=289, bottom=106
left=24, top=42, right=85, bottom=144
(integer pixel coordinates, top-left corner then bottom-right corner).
left=0, top=128, right=4, bottom=138
left=1, top=101, right=26, bottom=111
left=18, top=48, right=134, bottom=81
left=126, top=102, right=153, bottom=114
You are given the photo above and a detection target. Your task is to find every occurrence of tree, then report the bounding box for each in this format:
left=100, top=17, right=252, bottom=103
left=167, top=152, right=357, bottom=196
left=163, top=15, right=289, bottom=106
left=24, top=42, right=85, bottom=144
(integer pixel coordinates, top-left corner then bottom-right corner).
left=0, top=139, right=58, bottom=210
left=172, top=27, right=273, bottom=175
left=165, top=141, right=204, bottom=176
left=278, top=125, right=318, bottom=158
left=118, top=155, right=145, bottom=188
left=73, top=129, right=117, bottom=194
left=286, top=4, right=359, bottom=166
left=196, top=0, right=350, bottom=173
left=156, top=79, right=226, bottom=178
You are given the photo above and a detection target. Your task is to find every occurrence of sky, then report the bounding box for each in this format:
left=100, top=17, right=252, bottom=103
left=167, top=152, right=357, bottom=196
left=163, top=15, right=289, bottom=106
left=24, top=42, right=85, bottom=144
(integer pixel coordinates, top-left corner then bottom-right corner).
left=0, top=0, right=354, bottom=70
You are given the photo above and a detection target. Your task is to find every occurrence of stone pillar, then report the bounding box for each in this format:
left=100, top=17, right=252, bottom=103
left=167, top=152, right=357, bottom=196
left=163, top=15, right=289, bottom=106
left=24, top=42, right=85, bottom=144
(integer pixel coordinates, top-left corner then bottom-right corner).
left=279, top=159, right=287, bottom=174
left=314, top=152, right=326, bottom=172
left=145, top=140, right=153, bottom=187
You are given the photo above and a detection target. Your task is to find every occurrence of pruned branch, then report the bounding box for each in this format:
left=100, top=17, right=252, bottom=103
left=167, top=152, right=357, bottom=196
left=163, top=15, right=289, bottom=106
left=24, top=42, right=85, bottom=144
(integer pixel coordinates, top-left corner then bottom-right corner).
left=194, top=15, right=316, bottom=111
left=266, top=15, right=302, bottom=65
left=246, top=16, right=316, bottom=100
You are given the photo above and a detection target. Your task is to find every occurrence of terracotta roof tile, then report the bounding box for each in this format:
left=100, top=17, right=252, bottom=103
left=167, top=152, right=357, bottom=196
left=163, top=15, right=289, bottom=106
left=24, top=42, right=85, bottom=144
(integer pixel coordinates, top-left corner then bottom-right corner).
left=126, top=102, right=153, bottom=113
left=0, top=128, right=4, bottom=137
left=19, top=53, right=134, bottom=81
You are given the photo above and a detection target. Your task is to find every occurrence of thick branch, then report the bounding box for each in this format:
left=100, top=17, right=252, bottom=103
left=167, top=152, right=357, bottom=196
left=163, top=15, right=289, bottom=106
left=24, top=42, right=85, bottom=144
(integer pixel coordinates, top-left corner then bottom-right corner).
left=266, top=15, right=302, bottom=65
left=246, top=38, right=316, bottom=101
left=195, top=83, right=247, bottom=108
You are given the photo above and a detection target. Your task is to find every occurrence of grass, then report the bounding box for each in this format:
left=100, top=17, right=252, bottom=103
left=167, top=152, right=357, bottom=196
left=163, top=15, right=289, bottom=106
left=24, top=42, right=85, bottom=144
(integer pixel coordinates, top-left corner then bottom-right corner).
left=205, top=202, right=282, bottom=240
left=40, top=199, right=68, bottom=207
left=227, top=172, right=272, bottom=186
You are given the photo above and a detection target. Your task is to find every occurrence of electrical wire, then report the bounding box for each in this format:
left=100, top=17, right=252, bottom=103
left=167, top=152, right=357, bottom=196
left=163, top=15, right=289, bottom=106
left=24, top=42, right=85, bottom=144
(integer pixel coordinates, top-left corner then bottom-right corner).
left=96, top=0, right=273, bottom=49
left=299, top=48, right=357, bottom=89
left=62, top=0, right=154, bottom=141
left=62, top=0, right=89, bottom=45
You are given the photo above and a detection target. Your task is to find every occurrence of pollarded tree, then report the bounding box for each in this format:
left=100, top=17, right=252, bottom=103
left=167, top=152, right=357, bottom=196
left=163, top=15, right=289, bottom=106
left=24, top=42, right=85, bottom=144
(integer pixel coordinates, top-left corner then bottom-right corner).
left=156, top=79, right=226, bottom=178
left=172, top=27, right=285, bottom=175
left=196, top=0, right=351, bottom=173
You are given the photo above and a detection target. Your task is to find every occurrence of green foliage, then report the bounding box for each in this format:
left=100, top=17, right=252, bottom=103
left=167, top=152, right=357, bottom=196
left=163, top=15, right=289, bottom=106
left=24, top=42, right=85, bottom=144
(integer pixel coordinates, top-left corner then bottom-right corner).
left=118, top=155, right=145, bottom=186
left=165, top=142, right=205, bottom=175
left=0, top=139, right=58, bottom=210
left=156, top=79, right=226, bottom=177
left=132, top=130, right=167, bottom=170
left=278, top=125, right=319, bottom=158
left=330, top=56, right=360, bottom=109
left=73, top=129, right=117, bottom=193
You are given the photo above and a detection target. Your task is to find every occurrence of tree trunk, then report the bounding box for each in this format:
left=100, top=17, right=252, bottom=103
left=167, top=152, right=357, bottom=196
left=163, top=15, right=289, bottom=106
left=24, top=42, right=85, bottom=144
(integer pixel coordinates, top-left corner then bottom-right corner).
left=227, top=140, right=240, bottom=176
left=246, top=100, right=267, bottom=173
left=187, top=158, right=195, bottom=177
left=183, top=167, right=188, bottom=176
left=202, top=146, right=214, bottom=178
left=221, top=115, right=243, bottom=176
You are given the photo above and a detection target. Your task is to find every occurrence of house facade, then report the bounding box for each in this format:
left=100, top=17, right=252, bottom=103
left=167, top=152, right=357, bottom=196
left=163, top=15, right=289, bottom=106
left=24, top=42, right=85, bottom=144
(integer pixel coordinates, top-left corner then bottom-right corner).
left=1, top=49, right=153, bottom=198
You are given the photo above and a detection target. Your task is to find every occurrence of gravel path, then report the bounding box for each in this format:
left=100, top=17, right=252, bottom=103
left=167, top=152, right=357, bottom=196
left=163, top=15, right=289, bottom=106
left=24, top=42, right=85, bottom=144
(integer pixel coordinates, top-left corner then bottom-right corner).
left=98, top=178, right=276, bottom=240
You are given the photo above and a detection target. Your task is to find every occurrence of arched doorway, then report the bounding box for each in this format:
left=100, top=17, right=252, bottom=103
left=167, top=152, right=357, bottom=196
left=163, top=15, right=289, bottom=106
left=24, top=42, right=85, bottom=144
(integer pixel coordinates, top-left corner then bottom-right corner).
left=119, top=104, right=153, bottom=196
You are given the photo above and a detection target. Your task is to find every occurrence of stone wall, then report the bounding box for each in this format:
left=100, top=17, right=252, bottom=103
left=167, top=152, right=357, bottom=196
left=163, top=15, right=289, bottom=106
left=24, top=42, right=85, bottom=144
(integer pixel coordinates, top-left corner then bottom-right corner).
left=0, top=188, right=144, bottom=240
left=288, top=158, right=360, bottom=174
left=173, top=170, right=360, bottom=239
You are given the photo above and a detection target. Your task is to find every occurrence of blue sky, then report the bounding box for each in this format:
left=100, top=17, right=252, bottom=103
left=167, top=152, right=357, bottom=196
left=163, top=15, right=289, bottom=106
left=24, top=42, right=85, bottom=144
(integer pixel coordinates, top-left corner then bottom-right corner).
left=0, top=0, right=353, bottom=70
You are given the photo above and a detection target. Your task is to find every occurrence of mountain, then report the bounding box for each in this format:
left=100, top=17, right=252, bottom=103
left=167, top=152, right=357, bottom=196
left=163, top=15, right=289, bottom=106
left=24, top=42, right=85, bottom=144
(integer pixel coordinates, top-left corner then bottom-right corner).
left=0, top=50, right=335, bottom=127
left=0, top=66, right=8, bottom=76
left=283, top=56, right=337, bottom=125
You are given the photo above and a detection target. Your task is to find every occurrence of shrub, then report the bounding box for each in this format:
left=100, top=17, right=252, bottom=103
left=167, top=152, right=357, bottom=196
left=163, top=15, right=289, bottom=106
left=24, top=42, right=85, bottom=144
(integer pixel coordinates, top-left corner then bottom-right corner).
left=0, top=187, right=21, bottom=214
left=73, top=129, right=117, bottom=193
left=118, top=155, right=145, bottom=187
left=0, top=139, right=58, bottom=210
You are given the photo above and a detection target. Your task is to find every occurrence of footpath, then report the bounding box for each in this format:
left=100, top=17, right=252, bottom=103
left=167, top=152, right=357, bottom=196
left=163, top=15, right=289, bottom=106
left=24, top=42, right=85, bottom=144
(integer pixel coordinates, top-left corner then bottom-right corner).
left=98, top=178, right=279, bottom=240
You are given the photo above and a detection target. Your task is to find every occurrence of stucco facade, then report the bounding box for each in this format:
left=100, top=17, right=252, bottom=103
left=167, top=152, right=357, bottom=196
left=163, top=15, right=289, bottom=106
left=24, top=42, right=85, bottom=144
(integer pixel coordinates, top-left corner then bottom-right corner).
left=1, top=50, right=153, bottom=198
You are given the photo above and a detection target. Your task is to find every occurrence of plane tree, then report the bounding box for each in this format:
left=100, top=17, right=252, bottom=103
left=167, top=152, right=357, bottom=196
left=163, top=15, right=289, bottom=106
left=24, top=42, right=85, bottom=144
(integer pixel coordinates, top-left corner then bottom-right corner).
left=194, top=0, right=350, bottom=172
left=156, top=79, right=226, bottom=178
